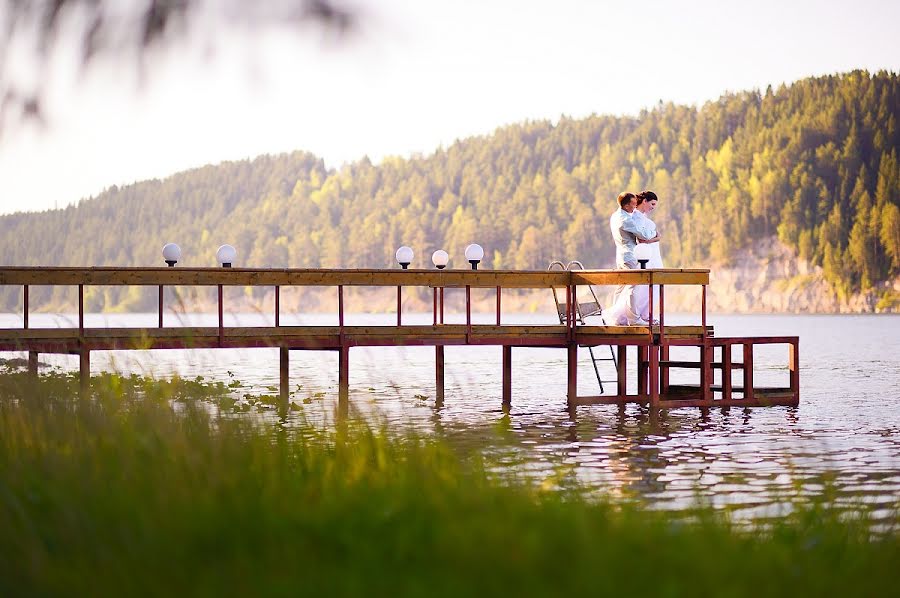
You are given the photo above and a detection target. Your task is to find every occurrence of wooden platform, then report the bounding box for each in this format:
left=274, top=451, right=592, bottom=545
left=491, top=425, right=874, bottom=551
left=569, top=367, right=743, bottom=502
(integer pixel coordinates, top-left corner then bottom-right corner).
left=0, top=266, right=799, bottom=411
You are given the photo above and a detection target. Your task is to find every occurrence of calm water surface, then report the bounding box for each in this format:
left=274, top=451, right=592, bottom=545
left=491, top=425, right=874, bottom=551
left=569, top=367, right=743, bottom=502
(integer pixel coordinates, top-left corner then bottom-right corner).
left=4, top=311, right=900, bottom=519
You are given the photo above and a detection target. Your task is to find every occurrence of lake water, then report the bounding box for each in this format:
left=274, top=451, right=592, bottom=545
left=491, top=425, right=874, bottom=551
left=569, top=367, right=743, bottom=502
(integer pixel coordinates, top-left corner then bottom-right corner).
left=3, top=311, right=900, bottom=520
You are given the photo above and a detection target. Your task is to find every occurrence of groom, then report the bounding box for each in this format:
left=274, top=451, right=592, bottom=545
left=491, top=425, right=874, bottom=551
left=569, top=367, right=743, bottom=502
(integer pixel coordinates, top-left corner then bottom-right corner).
left=609, top=192, right=657, bottom=325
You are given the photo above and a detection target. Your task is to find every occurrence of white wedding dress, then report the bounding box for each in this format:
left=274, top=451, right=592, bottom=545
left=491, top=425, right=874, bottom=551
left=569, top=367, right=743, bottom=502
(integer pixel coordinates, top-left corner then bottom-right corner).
left=607, top=210, right=663, bottom=325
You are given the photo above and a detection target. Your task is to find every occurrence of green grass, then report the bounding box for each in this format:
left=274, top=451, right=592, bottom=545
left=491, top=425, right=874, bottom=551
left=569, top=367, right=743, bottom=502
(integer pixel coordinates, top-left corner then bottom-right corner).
left=1, top=371, right=898, bottom=597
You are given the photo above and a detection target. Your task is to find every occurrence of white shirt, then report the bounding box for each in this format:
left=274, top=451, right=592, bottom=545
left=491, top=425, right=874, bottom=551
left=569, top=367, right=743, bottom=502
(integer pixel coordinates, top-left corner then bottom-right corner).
left=609, top=208, right=655, bottom=266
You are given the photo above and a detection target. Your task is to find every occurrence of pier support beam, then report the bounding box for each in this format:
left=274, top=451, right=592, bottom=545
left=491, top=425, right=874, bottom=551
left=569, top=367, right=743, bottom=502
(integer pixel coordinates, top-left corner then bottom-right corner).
left=279, top=347, right=289, bottom=410
left=502, top=346, right=512, bottom=410
left=338, top=345, right=350, bottom=417
left=789, top=341, right=800, bottom=405
left=721, top=344, right=733, bottom=401
left=617, top=345, right=627, bottom=396
left=742, top=343, right=754, bottom=402
left=638, top=345, right=649, bottom=396
left=649, top=344, right=659, bottom=408
left=435, top=346, right=444, bottom=407
left=28, top=351, right=38, bottom=379
left=79, top=349, right=90, bottom=399
left=567, top=344, right=577, bottom=408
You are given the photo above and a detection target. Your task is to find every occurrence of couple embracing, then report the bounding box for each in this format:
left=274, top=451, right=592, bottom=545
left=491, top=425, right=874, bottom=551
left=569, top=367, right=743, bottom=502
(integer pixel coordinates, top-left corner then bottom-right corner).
left=607, top=191, right=663, bottom=326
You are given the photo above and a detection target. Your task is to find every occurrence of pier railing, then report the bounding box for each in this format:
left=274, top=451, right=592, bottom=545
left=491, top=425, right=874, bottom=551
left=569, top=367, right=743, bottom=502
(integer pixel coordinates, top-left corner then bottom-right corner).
left=0, top=266, right=798, bottom=411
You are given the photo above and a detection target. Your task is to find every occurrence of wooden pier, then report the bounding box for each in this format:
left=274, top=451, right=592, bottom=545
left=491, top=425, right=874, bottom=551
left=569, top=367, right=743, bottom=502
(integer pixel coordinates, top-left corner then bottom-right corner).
left=0, top=267, right=799, bottom=411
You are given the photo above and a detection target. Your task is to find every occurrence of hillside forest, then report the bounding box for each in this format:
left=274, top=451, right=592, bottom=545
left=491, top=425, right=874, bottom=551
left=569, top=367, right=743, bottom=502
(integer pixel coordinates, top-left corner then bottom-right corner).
left=0, top=70, right=898, bottom=312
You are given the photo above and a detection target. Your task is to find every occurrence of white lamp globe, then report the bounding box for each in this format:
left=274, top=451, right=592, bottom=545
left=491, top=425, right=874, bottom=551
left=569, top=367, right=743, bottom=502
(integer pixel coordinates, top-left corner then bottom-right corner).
left=464, top=243, right=484, bottom=262
left=634, top=242, right=652, bottom=266
left=162, top=243, right=181, bottom=266
left=431, top=249, right=449, bottom=269
left=216, top=244, right=237, bottom=267
left=395, top=246, right=414, bottom=269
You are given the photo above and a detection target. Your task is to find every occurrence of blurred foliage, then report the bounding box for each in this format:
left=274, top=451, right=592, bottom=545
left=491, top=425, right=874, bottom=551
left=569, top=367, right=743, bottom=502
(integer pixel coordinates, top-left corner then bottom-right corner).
left=0, top=371, right=898, bottom=595
left=1, top=70, right=899, bottom=310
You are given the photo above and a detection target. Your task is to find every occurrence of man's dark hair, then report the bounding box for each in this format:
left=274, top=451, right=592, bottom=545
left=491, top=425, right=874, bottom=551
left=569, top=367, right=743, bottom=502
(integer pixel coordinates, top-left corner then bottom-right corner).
left=617, top=192, right=636, bottom=208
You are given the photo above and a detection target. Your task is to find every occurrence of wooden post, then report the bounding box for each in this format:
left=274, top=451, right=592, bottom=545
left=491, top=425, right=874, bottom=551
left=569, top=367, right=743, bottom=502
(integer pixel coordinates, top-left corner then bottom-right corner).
left=617, top=345, right=627, bottom=396
left=435, top=346, right=445, bottom=407
left=496, top=286, right=501, bottom=325
left=658, top=284, right=665, bottom=344
left=567, top=343, right=577, bottom=408
left=465, top=285, right=472, bottom=340
left=701, top=284, right=707, bottom=331
left=275, top=286, right=280, bottom=327
left=23, top=284, right=29, bottom=329
left=439, top=288, right=444, bottom=324
left=789, top=340, right=800, bottom=405
left=397, top=286, right=402, bottom=326
left=79, top=349, right=90, bottom=399
left=502, top=345, right=512, bottom=409
left=27, top=351, right=38, bottom=379
left=279, top=346, right=289, bottom=409
left=721, top=343, right=733, bottom=401
left=217, top=284, right=224, bottom=346
left=700, top=342, right=713, bottom=403
left=743, top=343, right=754, bottom=402
left=78, top=284, right=84, bottom=336
left=338, top=344, right=350, bottom=414
left=638, top=345, right=648, bottom=396
left=649, top=344, right=659, bottom=408
left=660, top=346, right=670, bottom=395
left=433, top=288, right=438, bottom=325
left=158, top=284, right=164, bottom=328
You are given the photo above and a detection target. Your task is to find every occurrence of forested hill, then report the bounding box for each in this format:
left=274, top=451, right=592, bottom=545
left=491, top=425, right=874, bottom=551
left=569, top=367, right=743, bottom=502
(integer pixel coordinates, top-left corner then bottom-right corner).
left=1, top=70, right=898, bottom=311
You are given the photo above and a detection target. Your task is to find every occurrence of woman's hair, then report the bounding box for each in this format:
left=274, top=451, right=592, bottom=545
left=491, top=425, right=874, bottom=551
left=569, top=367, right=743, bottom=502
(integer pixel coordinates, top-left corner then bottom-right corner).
left=617, top=192, right=636, bottom=208
left=636, top=190, right=658, bottom=205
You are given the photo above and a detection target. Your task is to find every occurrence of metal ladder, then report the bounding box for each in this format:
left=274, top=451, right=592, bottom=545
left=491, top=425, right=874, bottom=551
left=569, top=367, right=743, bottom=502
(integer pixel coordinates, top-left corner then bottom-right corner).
left=549, top=260, right=619, bottom=394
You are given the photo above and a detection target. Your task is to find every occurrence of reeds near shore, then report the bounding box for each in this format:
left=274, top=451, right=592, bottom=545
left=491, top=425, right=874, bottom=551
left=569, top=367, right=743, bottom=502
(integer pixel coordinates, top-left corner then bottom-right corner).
left=1, top=371, right=897, bottom=597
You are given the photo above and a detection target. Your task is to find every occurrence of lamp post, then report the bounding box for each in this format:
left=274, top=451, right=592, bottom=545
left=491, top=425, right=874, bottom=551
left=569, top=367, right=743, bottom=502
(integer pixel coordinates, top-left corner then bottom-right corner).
left=216, top=244, right=236, bottom=268
left=162, top=243, right=181, bottom=267
left=464, top=243, right=484, bottom=270
left=395, top=246, right=414, bottom=269
left=635, top=242, right=651, bottom=269
left=431, top=250, right=449, bottom=270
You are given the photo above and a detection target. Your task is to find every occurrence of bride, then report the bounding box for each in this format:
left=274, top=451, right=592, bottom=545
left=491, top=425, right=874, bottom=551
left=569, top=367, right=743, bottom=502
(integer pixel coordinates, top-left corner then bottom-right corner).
left=607, top=190, right=663, bottom=325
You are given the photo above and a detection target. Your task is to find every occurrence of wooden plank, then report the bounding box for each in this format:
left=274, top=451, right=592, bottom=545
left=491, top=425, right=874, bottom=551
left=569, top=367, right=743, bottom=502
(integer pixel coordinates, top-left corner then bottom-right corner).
left=660, top=360, right=745, bottom=369
left=0, top=267, right=571, bottom=289
left=0, top=267, right=717, bottom=289
left=572, top=269, right=709, bottom=286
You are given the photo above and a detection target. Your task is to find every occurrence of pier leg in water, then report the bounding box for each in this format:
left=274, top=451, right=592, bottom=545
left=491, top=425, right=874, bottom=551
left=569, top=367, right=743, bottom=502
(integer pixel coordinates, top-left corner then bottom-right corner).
left=79, top=349, right=90, bottom=399
left=28, top=351, right=38, bottom=379
left=502, top=345, right=512, bottom=411
left=279, top=347, right=289, bottom=414
left=649, top=344, right=660, bottom=408
left=338, top=345, right=350, bottom=418
left=435, top=346, right=445, bottom=408
left=567, top=343, right=577, bottom=409
left=617, top=345, right=627, bottom=396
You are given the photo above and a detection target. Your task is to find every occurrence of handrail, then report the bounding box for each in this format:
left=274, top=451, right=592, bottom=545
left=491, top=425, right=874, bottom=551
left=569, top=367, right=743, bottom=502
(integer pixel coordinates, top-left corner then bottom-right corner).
left=0, top=267, right=710, bottom=288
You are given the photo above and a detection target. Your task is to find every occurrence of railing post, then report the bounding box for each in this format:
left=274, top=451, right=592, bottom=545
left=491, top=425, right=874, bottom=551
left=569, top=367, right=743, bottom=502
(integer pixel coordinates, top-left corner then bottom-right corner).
left=496, top=286, right=501, bottom=325
left=217, top=284, right=224, bottom=346
left=158, top=284, right=164, bottom=328
left=465, top=285, right=472, bottom=342
left=439, top=288, right=444, bottom=324
left=742, top=343, right=754, bottom=402
left=275, top=286, right=280, bottom=327
left=433, top=288, right=438, bottom=325
left=23, top=284, right=29, bottom=329
left=722, top=343, right=733, bottom=402
left=397, top=285, right=402, bottom=326
left=78, top=284, right=84, bottom=337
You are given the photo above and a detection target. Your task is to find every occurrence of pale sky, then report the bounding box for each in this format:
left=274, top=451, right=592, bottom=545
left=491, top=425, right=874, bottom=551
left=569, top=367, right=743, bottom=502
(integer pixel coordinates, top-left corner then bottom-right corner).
left=1, top=0, right=898, bottom=215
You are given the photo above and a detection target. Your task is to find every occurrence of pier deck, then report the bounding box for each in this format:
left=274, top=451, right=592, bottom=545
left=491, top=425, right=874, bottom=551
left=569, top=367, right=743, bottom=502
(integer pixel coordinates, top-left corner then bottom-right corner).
left=0, top=267, right=798, bottom=411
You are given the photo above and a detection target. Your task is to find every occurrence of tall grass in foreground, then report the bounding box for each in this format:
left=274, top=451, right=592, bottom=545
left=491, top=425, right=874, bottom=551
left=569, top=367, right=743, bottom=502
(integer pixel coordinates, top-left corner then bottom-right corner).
left=1, top=372, right=898, bottom=597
